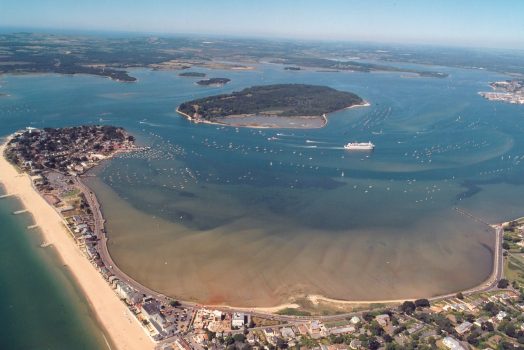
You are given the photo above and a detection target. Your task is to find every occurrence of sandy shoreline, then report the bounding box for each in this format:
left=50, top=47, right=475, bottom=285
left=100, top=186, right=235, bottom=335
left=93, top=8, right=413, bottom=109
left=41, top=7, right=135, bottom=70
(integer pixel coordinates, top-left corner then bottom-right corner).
left=0, top=140, right=154, bottom=350
left=0, top=127, right=502, bottom=319
left=176, top=100, right=369, bottom=129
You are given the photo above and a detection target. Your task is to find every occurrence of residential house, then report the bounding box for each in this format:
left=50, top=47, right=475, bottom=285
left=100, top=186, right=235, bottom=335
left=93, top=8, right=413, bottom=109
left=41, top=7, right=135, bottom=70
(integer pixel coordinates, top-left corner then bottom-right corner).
left=328, top=325, right=356, bottom=335
left=141, top=300, right=165, bottom=326
left=280, top=327, right=296, bottom=340
left=308, top=320, right=324, bottom=339
left=454, top=322, right=473, bottom=336
left=232, top=312, right=246, bottom=328
left=442, top=336, right=466, bottom=350
left=496, top=311, right=508, bottom=322
left=115, top=282, right=141, bottom=304
left=376, top=314, right=390, bottom=327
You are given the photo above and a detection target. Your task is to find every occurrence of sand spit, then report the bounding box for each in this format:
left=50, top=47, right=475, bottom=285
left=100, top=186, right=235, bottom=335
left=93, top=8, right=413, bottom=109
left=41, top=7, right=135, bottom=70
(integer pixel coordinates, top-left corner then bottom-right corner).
left=0, top=141, right=154, bottom=350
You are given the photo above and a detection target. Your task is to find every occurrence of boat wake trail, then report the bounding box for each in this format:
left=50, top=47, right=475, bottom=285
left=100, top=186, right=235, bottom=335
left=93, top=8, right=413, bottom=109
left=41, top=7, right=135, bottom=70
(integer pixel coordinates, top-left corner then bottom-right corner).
left=138, top=121, right=168, bottom=128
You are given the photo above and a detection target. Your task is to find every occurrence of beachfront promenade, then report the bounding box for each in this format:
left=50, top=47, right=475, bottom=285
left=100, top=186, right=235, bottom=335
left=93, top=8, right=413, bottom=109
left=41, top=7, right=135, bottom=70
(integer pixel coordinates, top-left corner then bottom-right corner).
left=73, top=166, right=507, bottom=323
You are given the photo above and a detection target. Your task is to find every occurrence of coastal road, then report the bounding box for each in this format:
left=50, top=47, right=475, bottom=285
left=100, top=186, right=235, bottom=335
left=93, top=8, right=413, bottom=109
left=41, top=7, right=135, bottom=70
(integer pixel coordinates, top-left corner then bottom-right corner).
left=75, top=176, right=209, bottom=312
left=75, top=176, right=176, bottom=302
left=76, top=177, right=507, bottom=324
left=422, top=223, right=504, bottom=303
left=204, top=221, right=507, bottom=323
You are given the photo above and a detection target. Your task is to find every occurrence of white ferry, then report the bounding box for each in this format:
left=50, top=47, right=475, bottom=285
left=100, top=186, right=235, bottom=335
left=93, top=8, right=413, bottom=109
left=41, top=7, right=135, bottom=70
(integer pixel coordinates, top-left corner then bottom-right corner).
left=344, top=141, right=375, bottom=151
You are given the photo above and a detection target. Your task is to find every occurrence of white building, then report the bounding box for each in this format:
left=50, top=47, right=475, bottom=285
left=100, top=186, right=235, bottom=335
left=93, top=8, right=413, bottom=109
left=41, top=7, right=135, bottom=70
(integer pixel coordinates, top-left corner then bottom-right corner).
left=496, top=311, right=508, bottom=321
left=442, top=336, right=466, bottom=350
left=141, top=300, right=165, bottom=326
left=329, top=325, right=356, bottom=335
left=232, top=313, right=245, bottom=328
left=115, top=282, right=141, bottom=304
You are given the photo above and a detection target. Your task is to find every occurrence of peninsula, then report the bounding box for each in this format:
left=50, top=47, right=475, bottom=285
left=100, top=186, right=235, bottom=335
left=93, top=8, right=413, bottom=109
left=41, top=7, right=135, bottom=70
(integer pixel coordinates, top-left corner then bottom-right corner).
left=1, top=126, right=154, bottom=350
left=5, top=125, right=136, bottom=175
left=479, top=79, right=524, bottom=104
left=177, top=84, right=367, bottom=128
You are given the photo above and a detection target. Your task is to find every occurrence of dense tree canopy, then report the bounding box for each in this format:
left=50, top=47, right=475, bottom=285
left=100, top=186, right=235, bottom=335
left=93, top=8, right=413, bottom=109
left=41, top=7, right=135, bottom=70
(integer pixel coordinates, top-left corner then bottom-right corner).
left=178, top=84, right=364, bottom=120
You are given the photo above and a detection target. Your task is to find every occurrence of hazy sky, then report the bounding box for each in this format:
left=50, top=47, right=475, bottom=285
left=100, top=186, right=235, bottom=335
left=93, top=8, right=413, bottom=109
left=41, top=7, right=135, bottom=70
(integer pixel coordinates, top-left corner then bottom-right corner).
left=1, top=0, right=523, bottom=49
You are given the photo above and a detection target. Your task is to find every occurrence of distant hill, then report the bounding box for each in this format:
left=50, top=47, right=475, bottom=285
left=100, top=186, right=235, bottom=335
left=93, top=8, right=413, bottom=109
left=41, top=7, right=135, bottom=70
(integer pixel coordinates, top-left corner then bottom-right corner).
left=178, top=84, right=364, bottom=120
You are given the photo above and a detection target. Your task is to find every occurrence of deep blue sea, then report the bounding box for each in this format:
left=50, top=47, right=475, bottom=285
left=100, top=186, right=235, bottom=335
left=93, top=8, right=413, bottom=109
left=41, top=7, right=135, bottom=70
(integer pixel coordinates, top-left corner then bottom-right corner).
left=1, top=63, right=524, bottom=307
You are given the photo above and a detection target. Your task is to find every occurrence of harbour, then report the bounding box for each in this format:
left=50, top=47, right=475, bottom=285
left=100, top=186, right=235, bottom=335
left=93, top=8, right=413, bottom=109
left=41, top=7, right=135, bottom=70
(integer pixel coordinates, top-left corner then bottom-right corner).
left=1, top=3, right=524, bottom=348
left=1, top=63, right=523, bottom=308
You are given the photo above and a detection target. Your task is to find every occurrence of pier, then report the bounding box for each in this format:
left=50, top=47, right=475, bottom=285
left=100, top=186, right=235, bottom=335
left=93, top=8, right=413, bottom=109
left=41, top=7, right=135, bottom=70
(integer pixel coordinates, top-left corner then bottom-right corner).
left=13, top=209, right=28, bottom=215
left=454, top=207, right=492, bottom=227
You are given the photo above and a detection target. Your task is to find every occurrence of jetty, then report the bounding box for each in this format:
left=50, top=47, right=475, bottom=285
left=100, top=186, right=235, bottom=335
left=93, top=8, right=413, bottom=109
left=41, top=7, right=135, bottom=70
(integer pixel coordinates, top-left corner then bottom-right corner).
left=454, top=207, right=492, bottom=227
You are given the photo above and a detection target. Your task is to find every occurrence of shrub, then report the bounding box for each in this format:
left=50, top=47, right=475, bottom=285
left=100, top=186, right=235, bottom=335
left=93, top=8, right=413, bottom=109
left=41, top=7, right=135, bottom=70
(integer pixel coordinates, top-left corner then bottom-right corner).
left=414, top=299, right=430, bottom=308
left=497, top=279, right=510, bottom=288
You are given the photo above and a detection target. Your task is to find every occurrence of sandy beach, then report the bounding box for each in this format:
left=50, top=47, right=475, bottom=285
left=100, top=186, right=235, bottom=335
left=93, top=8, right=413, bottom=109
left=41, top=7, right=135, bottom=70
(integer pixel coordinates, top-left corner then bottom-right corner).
left=0, top=141, right=154, bottom=350
left=176, top=100, right=369, bottom=129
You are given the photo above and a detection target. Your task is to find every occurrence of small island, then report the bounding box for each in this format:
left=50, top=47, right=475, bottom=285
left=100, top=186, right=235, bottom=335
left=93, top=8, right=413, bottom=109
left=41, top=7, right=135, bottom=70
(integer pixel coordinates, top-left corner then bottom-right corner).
left=179, top=72, right=207, bottom=77
left=196, top=78, right=231, bottom=86
left=177, top=84, right=368, bottom=128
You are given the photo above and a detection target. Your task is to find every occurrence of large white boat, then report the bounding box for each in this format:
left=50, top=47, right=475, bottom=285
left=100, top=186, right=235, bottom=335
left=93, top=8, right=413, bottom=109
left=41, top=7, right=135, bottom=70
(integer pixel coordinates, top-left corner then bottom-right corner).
left=344, top=141, right=375, bottom=150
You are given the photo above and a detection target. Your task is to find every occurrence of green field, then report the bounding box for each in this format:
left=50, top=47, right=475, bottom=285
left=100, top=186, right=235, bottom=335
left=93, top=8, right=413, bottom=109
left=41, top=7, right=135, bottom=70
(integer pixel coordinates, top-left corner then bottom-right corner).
left=504, top=253, right=524, bottom=285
